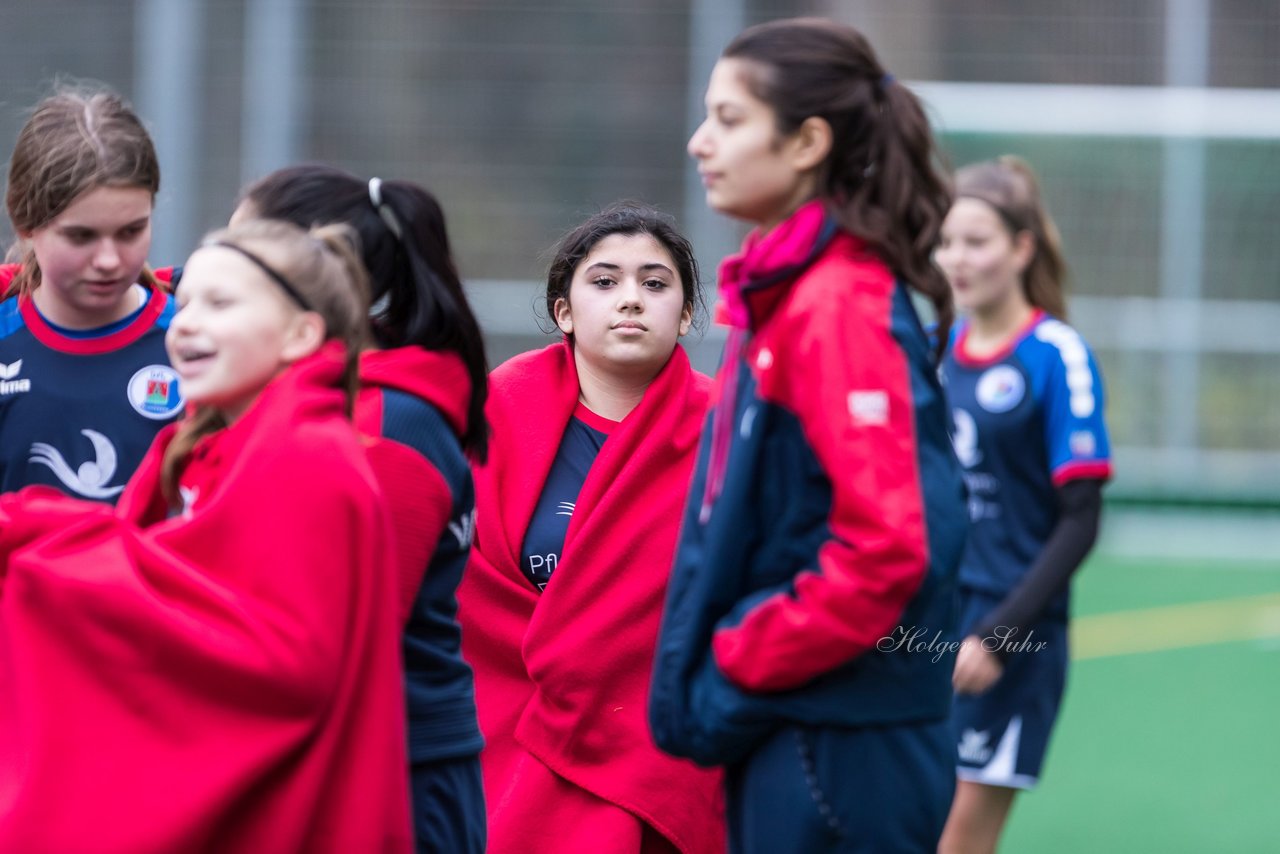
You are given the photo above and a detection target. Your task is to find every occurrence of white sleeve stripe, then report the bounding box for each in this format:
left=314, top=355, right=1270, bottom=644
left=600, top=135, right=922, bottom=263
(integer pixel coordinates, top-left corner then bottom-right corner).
left=1034, top=319, right=1096, bottom=418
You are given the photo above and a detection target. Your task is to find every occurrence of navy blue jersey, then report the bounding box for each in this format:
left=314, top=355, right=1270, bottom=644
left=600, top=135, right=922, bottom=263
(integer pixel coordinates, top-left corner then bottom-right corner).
left=0, top=288, right=183, bottom=502
left=520, top=404, right=616, bottom=591
left=943, top=311, right=1111, bottom=611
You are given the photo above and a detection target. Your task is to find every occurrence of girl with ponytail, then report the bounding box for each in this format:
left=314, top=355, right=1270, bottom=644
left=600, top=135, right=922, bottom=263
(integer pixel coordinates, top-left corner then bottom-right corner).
left=235, top=165, right=490, bottom=853
left=0, top=220, right=413, bottom=851
left=649, top=17, right=968, bottom=852
left=937, top=157, right=1111, bottom=854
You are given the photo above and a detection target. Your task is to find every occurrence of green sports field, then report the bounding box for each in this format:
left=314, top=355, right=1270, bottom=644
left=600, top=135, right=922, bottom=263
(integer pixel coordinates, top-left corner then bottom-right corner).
left=1000, top=551, right=1280, bottom=852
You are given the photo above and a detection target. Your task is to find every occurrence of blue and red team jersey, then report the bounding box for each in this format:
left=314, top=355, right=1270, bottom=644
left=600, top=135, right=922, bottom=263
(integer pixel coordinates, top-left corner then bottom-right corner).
left=0, top=282, right=183, bottom=502
left=942, top=310, right=1112, bottom=616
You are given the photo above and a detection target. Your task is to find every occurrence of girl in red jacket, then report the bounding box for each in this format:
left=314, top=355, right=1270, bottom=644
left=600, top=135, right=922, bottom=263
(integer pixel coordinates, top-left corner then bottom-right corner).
left=457, top=202, right=724, bottom=854
left=0, top=219, right=413, bottom=852
left=650, top=18, right=968, bottom=853
left=234, top=164, right=490, bottom=854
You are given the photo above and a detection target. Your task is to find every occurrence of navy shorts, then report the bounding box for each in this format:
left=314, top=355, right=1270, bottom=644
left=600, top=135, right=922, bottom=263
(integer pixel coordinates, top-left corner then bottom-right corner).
left=951, top=588, right=1068, bottom=790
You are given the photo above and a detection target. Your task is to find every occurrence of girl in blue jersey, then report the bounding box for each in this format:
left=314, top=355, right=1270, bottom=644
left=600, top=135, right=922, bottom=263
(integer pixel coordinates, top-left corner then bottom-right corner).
left=936, top=157, right=1111, bottom=854
left=1, top=84, right=182, bottom=500
left=233, top=164, right=490, bottom=854
left=649, top=18, right=968, bottom=853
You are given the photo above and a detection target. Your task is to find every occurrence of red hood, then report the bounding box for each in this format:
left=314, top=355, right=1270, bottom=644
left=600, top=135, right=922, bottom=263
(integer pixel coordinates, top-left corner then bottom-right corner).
left=359, top=347, right=471, bottom=438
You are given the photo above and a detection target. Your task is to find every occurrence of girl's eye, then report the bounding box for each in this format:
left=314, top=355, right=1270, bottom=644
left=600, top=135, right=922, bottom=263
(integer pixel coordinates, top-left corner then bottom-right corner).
left=119, top=225, right=146, bottom=241
left=592, top=277, right=616, bottom=288
left=644, top=278, right=669, bottom=290
left=65, top=230, right=95, bottom=245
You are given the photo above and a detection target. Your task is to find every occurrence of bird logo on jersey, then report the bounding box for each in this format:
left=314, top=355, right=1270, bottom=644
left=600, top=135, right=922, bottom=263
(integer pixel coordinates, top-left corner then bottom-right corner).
left=29, top=429, right=126, bottom=499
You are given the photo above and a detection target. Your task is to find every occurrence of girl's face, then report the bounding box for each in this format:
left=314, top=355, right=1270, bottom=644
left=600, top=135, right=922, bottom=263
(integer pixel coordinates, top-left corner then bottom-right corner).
left=688, top=58, right=821, bottom=230
left=936, top=198, right=1033, bottom=316
left=555, top=232, right=692, bottom=381
left=166, top=246, right=319, bottom=423
left=25, top=184, right=153, bottom=328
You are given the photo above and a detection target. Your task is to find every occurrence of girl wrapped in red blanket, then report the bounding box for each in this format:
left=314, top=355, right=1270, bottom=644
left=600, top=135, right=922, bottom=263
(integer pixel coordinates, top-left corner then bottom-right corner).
left=458, top=204, right=723, bottom=854
left=0, top=220, right=412, bottom=852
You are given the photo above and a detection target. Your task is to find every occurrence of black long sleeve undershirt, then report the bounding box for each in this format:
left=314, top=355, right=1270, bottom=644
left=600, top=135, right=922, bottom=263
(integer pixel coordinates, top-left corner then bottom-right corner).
left=973, top=478, right=1105, bottom=660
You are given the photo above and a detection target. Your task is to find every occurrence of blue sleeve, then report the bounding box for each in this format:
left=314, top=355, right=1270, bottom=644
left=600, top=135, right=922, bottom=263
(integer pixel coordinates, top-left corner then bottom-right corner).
left=1030, top=320, right=1113, bottom=485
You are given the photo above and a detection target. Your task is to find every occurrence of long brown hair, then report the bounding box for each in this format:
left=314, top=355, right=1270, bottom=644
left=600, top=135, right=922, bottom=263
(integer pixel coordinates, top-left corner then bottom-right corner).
left=159, top=220, right=371, bottom=505
left=4, top=83, right=163, bottom=297
left=723, top=17, right=954, bottom=355
left=954, top=156, right=1069, bottom=320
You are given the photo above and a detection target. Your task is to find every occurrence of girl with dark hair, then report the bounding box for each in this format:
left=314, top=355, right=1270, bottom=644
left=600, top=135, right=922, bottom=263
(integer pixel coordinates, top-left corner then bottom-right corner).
left=936, top=157, right=1111, bottom=854
left=648, top=18, right=968, bottom=852
left=0, top=220, right=412, bottom=851
left=235, top=164, right=489, bottom=854
left=1, top=84, right=183, bottom=501
left=456, top=202, right=723, bottom=854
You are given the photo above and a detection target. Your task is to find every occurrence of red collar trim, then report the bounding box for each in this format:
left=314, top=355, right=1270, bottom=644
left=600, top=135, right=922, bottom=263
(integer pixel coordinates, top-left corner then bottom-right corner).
left=953, top=309, right=1045, bottom=368
left=20, top=288, right=168, bottom=355
left=574, top=401, right=621, bottom=435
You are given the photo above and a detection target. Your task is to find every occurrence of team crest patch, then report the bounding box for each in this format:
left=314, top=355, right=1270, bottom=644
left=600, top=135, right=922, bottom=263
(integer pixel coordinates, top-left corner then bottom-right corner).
left=975, top=365, right=1025, bottom=413
left=128, top=365, right=185, bottom=419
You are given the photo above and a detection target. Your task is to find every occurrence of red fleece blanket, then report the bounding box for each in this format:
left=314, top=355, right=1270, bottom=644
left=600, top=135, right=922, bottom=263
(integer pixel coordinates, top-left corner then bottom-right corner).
left=0, top=346, right=412, bottom=852
left=459, top=341, right=723, bottom=854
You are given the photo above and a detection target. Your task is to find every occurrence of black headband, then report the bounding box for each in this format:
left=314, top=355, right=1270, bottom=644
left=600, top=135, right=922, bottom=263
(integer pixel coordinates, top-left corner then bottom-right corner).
left=208, top=241, right=313, bottom=311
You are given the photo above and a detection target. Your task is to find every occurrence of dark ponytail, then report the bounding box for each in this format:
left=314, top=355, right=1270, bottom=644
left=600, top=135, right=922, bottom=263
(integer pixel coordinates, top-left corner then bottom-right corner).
left=239, top=165, right=490, bottom=461
left=724, top=18, right=954, bottom=357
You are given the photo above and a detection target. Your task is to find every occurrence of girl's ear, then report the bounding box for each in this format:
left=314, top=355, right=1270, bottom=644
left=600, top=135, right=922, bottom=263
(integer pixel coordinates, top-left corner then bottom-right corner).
left=1012, top=229, right=1036, bottom=276
left=678, top=303, right=693, bottom=337
left=554, top=297, right=573, bottom=336
left=280, top=311, right=326, bottom=363
left=786, top=116, right=834, bottom=174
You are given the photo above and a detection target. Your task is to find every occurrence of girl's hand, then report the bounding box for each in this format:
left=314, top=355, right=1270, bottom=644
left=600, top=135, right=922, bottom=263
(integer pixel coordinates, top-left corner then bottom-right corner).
left=953, top=634, right=1004, bottom=695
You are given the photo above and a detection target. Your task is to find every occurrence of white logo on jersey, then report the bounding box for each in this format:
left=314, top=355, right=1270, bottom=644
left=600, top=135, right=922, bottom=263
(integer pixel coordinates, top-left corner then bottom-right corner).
left=0, top=359, right=31, bottom=395
left=975, top=365, right=1025, bottom=413
left=952, top=408, right=982, bottom=468
left=179, top=486, right=199, bottom=517
left=849, top=389, right=889, bottom=426
left=29, top=429, right=126, bottom=499
left=1069, top=430, right=1097, bottom=457
left=554, top=501, right=575, bottom=518
left=958, top=728, right=994, bottom=764
left=448, top=508, right=477, bottom=548
left=740, top=404, right=757, bottom=439
left=1034, top=320, right=1096, bottom=417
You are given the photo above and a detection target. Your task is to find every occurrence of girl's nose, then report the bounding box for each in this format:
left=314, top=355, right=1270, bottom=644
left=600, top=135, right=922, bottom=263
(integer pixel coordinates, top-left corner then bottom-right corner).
left=617, top=280, right=644, bottom=310
left=92, top=239, right=122, bottom=271
left=688, top=119, right=711, bottom=159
